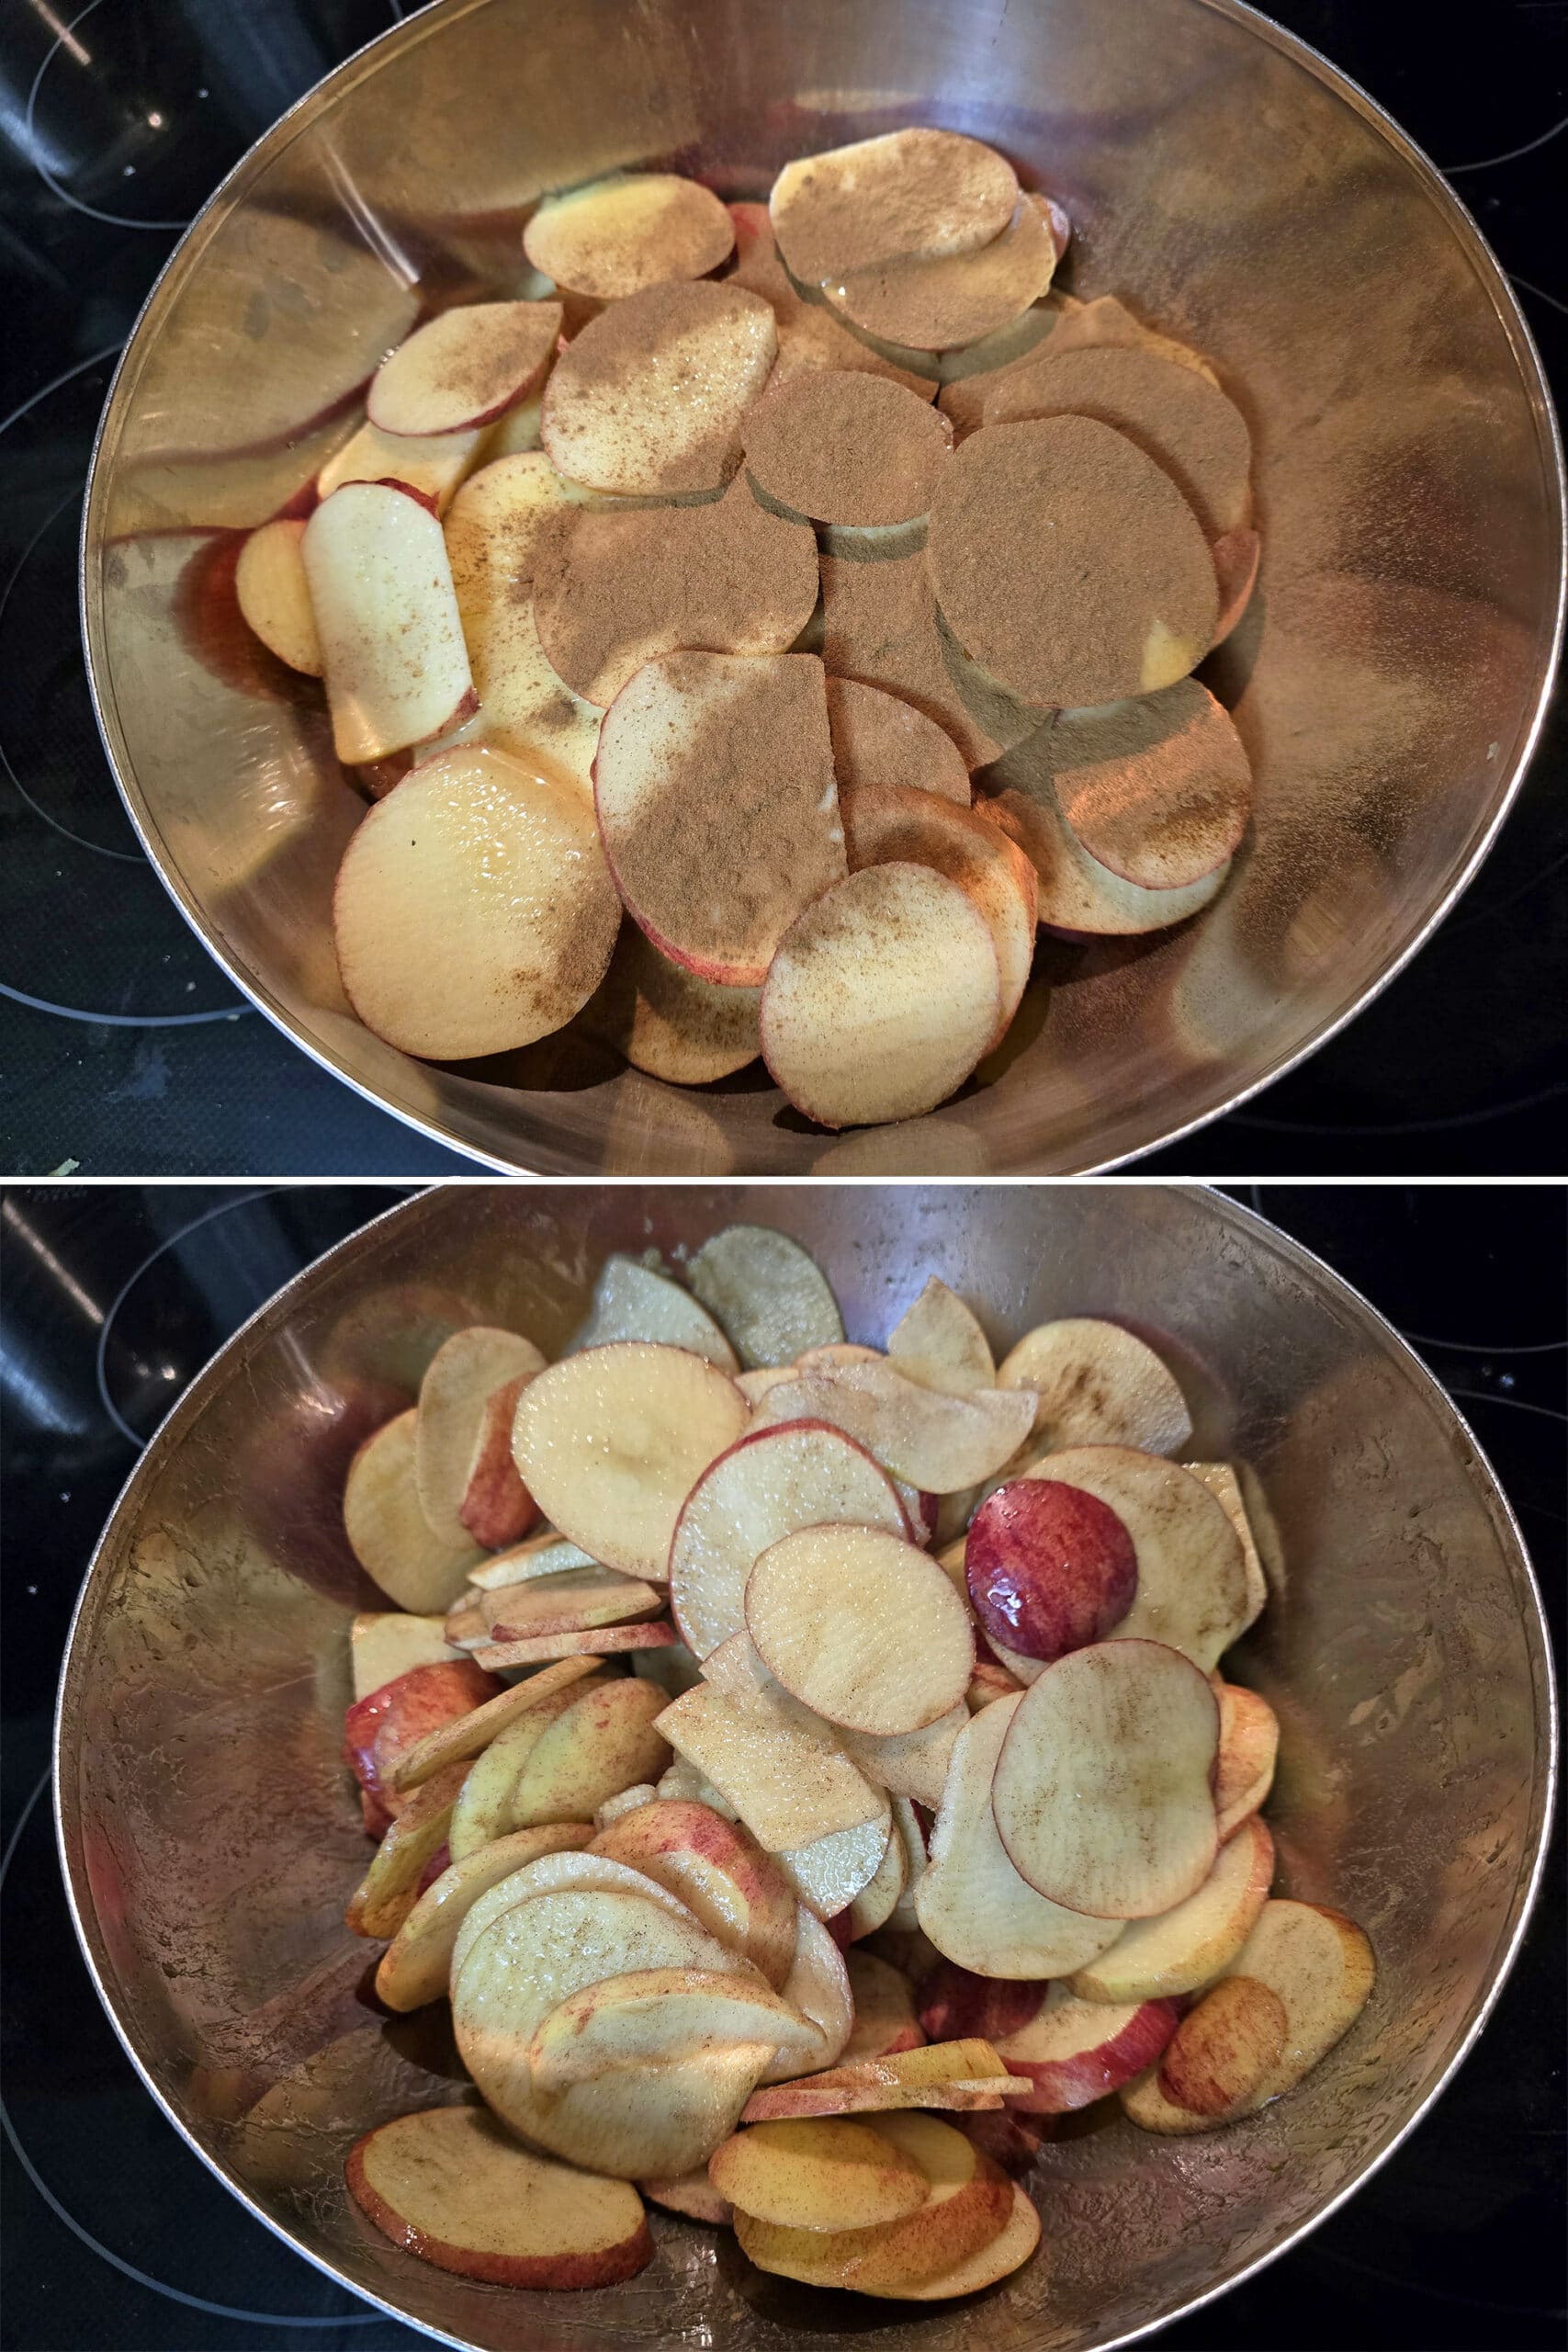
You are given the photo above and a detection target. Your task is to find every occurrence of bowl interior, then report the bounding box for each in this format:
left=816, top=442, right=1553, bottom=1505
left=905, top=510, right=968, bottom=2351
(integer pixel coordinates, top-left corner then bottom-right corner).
left=83, top=0, right=1562, bottom=1172
left=57, top=1184, right=1552, bottom=2352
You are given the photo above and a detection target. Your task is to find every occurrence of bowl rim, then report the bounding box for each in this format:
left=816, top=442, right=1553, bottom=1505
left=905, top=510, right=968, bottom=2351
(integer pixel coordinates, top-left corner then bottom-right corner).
left=77, top=0, right=1568, bottom=1175
left=51, top=1182, right=1560, bottom=2350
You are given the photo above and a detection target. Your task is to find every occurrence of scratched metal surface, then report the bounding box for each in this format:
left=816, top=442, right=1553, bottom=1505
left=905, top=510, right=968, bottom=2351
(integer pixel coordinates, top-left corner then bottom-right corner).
left=53, top=1184, right=1555, bottom=2351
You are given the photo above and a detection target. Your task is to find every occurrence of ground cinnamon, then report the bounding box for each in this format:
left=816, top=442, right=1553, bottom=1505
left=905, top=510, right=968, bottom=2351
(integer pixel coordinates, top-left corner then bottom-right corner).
left=770, top=130, right=1018, bottom=285
left=742, top=372, right=953, bottom=526
left=1047, top=678, right=1252, bottom=889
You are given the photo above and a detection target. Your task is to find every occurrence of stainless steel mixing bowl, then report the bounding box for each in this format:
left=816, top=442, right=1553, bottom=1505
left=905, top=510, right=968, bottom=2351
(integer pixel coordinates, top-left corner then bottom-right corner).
left=80, top=0, right=1564, bottom=1172
left=56, top=1184, right=1554, bottom=2351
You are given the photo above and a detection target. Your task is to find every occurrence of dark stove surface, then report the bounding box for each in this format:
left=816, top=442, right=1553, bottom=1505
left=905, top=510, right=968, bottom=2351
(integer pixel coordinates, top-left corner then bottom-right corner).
left=2, top=1182, right=1563, bottom=2350
left=0, top=0, right=1562, bottom=1176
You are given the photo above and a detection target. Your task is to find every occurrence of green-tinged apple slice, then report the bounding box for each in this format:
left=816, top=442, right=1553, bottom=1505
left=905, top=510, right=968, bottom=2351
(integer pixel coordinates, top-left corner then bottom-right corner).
left=392, top=1655, right=604, bottom=1791
left=686, top=1226, right=845, bottom=1368
left=570, top=1254, right=739, bottom=1372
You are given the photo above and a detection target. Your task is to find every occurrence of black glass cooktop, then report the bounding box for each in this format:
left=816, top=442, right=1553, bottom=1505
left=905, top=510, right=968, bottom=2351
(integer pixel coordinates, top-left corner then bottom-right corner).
left=1, top=1182, right=1563, bottom=2350
left=0, top=0, right=1562, bottom=1176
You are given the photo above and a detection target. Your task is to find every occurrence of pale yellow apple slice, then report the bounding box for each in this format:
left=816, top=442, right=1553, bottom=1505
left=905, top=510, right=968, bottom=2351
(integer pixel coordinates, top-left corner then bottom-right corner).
left=742, top=372, right=953, bottom=525
left=686, top=1225, right=845, bottom=1369
left=884, top=2178, right=1041, bottom=2298
left=317, top=416, right=486, bottom=514
left=527, top=1966, right=817, bottom=2089
left=825, top=676, right=970, bottom=805
left=830, top=195, right=1059, bottom=353
left=741, top=2040, right=1023, bottom=2122
left=581, top=925, right=761, bottom=1085
left=1184, top=1461, right=1269, bottom=1629
left=750, top=1361, right=1036, bottom=1494
left=542, top=280, right=777, bottom=495
left=846, top=1809, right=908, bottom=1939
left=367, top=300, right=562, bottom=436
left=709, top=2116, right=929, bottom=2231
left=448, top=1847, right=714, bottom=1996
left=1157, top=1973, right=1288, bottom=2118
left=982, top=766, right=1232, bottom=936
left=837, top=1704, right=967, bottom=1810
left=446, top=1675, right=615, bottom=1860
left=1021, top=1448, right=1249, bottom=1672
left=1042, top=680, right=1251, bottom=895
left=594, top=650, right=845, bottom=988
left=302, top=481, right=475, bottom=763
left=375, top=1822, right=594, bottom=2009
left=778, top=1813, right=893, bottom=1922
left=887, top=1277, right=995, bottom=1397
left=344, top=1411, right=484, bottom=1611
left=346, top=2106, right=652, bottom=2287
left=444, top=450, right=596, bottom=601
left=233, top=519, right=321, bottom=674
left=1213, top=1684, right=1280, bottom=1838
left=733, top=2109, right=1013, bottom=2290
left=656, top=1676, right=887, bottom=1853
left=350, top=1611, right=462, bottom=1702
left=840, top=783, right=1038, bottom=1047
left=746, top=1522, right=974, bottom=1736
left=998, top=1318, right=1191, bottom=1452
left=761, top=863, right=1001, bottom=1128
left=659, top=1757, right=739, bottom=1815
left=524, top=173, right=734, bottom=300
left=640, top=2169, right=733, bottom=2223
left=346, top=1759, right=469, bottom=1938
left=992, top=1640, right=1219, bottom=1917
left=844, top=1948, right=924, bottom=2060
left=595, top=1783, right=659, bottom=1828
left=393, top=1655, right=605, bottom=1792
left=670, top=1420, right=910, bottom=1659
left=501, top=1673, right=670, bottom=1832
left=333, top=747, right=620, bottom=1058
left=1068, top=1813, right=1274, bottom=2002
left=769, top=130, right=1018, bottom=285
left=415, top=1326, right=546, bottom=1549
left=592, top=1797, right=799, bottom=1988
left=512, top=1340, right=749, bottom=1582
left=571, top=1254, right=738, bottom=1373
left=760, top=1905, right=854, bottom=2079
left=474, top=1623, right=680, bottom=1669
left=1217, top=1899, right=1375, bottom=2108
left=917, top=1693, right=1124, bottom=1977
left=479, top=1566, right=666, bottom=1641
left=466, top=1531, right=598, bottom=1591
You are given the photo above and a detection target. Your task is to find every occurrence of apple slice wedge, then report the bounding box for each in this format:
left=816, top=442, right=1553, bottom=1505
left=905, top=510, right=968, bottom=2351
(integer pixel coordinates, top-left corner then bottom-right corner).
left=592, top=1798, right=798, bottom=1987
left=318, top=415, right=487, bottom=514
left=333, top=747, right=621, bottom=1059
left=234, top=519, right=322, bottom=675
left=1218, top=1899, right=1376, bottom=2108
left=1045, top=679, right=1251, bottom=894
left=346, top=2107, right=652, bottom=2287
left=524, top=173, right=734, bottom=299
left=446, top=1673, right=613, bottom=1860
left=499, top=1672, right=670, bottom=1831
left=686, top=1225, right=845, bottom=1369
left=709, top=2116, right=929, bottom=2231
left=640, top=2169, right=733, bottom=2224
left=1213, top=1684, right=1280, bottom=1838
left=375, top=1822, right=595, bottom=2009
left=745, top=1522, right=975, bottom=1735
left=301, top=481, right=475, bottom=763
left=845, top=1807, right=908, bottom=1939
left=750, top=1361, right=1037, bottom=1494
left=346, top=1759, right=470, bottom=1938
left=982, top=769, right=1233, bottom=937
left=392, top=1655, right=604, bottom=1792
left=992, top=1639, right=1219, bottom=1918
left=964, top=1477, right=1139, bottom=1666
left=886, top=2178, right=1041, bottom=2298
left=997, top=1318, right=1191, bottom=1453
left=448, top=1847, right=719, bottom=1995
left=888, top=1278, right=995, bottom=1396
left=594, top=650, right=845, bottom=988
left=825, top=676, right=971, bottom=806
left=473, top=1622, right=680, bottom=1670
left=741, top=2039, right=1024, bottom=2123
left=916, top=1694, right=1125, bottom=1979
left=837, top=1705, right=966, bottom=1810
left=1068, top=1813, right=1274, bottom=2002
left=1184, top=1460, right=1269, bottom=1629
left=595, top=1783, right=659, bottom=1828
left=527, top=1965, right=817, bottom=2088
left=344, top=1411, right=484, bottom=1610
left=466, top=1531, right=597, bottom=1590
left=571, top=1254, right=739, bottom=1372
left=582, top=925, right=762, bottom=1086
left=757, top=1905, right=855, bottom=2081
left=1157, top=1973, right=1288, bottom=2118
left=368, top=300, right=562, bottom=436
left=829, top=192, right=1059, bottom=353
left=1020, top=1448, right=1249, bottom=1672
left=512, top=1340, right=748, bottom=1582
left=415, top=1326, right=546, bottom=1549
left=761, top=862, right=1001, bottom=1128
left=670, top=1420, right=909, bottom=1659
left=991, top=1983, right=1181, bottom=2112
left=350, top=1612, right=464, bottom=1704
left=778, top=1813, right=894, bottom=1922
left=655, top=1670, right=887, bottom=1852
left=844, top=1949, right=925, bottom=2059
left=479, top=1566, right=666, bottom=1641
left=344, top=1658, right=502, bottom=1830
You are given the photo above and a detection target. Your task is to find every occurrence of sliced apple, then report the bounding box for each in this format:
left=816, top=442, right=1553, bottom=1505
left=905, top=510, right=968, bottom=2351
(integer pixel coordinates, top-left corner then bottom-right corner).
left=750, top=1361, right=1036, bottom=1494
left=1044, top=680, right=1251, bottom=894
left=1158, top=1974, right=1288, bottom=2119
left=595, top=1782, right=659, bottom=1828
left=964, top=1477, right=1138, bottom=1665
left=479, top=1566, right=666, bottom=1641
left=837, top=1705, right=967, bottom=1810
left=594, top=650, right=844, bottom=987
left=592, top=1798, right=799, bottom=1988
left=981, top=768, right=1233, bottom=936
left=769, top=130, right=1019, bottom=286
left=915, top=1964, right=1049, bottom=2047
left=318, top=415, right=486, bottom=514
left=571, top=1253, right=739, bottom=1372
left=686, top=1226, right=845, bottom=1369
left=448, top=1847, right=715, bottom=1995
left=391, top=1654, right=604, bottom=1792
left=742, top=372, right=953, bottom=526
left=346, top=1759, right=470, bottom=1938
left=473, top=1622, right=680, bottom=1670
left=887, top=1278, right=995, bottom=1397
left=640, top=2169, right=733, bottom=2224
left=1213, top=526, right=1261, bottom=643
left=500, top=1673, right=670, bottom=1831
left=345, top=2106, right=652, bottom=2287
left=997, top=1318, right=1191, bottom=1453
left=350, top=1612, right=463, bottom=1703
left=916, top=1695, right=1125, bottom=1978
left=1068, top=1813, right=1274, bottom=2002
left=512, top=1340, right=749, bottom=1581
left=446, top=485, right=605, bottom=797
left=375, top=1822, right=595, bottom=2008
left=777, top=1813, right=893, bottom=1922
left=992, top=1983, right=1180, bottom=2112
left=796, top=1342, right=885, bottom=1371
left=761, top=862, right=1001, bottom=1128
left=659, top=1758, right=739, bottom=1816
left=528, top=1965, right=817, bottom=2089
left=1213, top=1684, right=1280, bottom=1838
left=728, top=200, right=940, bottom=399
left=886, top=2178, right=1041, bottom=2298
left=1184, top=1460, right=1269, bottom=1629
left=446, top=1673, right=614, bottom=1860
left=829, top=194, right=1059, bottom=354
left=757, top=1904, right=856, bottom=2081
left=542, top=279, right=777, bottom=496
left=743, top=2040, right=1022, bottom=2123
left=234, top=519, right=322, bottom=675
left=819, top=544, right=1034, bottom=774
left=746, top=1522, right=975, bottom=1735
left=655, top=1671, right=888, bottom=1851
left=632, top=1640, right=705, bottom=1701
left=991, top=1640, right=1219, bottom=1918
left=368, top=300, right=562, bottom=436
left=1218, top=1900, right=1376, bottom=2107
left=844, top=1949, right=925, bottom=2058
left=825, top=675, right=970, bottom=806
left=709, top=2115, right=929, bottom=2231
left=524, top=173, right=734, bottom=300
left=845, top=1807, right=908, bottom=1939
left=415, top=1326, right=545, bottom=1549
left=1020, top=1448, right=1249, bottom=1672
left=466, top=1531, right=598, bottom=1591
left=953, top=2106, right=1049, bottom=2178
left=301, top=481, right=474, bottom=763
left=344, top=1411, right=484, bottom=1611
left=670, top=1420, right=908, bottom=1660
left=581, top=924, right=761, bottom=1085
left=968, top=1658, right=1025, bottom=1711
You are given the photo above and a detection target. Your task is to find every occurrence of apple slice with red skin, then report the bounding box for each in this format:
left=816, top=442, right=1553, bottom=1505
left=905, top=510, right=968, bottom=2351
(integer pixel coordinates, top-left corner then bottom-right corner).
left=479, top=1566, right=666, bottom=1641
left=344, top=1410, right=486, bottom=1611
left=350, top=1612, right=463, bottom=1704
left=844, top=1949, right=925, bottom=2058
left=740, top=2039, right=1024, bottom=2123
left=233, top=519, right=321, bottom=675
left=917, top=1963, right=1048, bottom=2048
left=710, top=2117, right=931, bottom=2232
left=473, top=1622, right=680, bottom=1670
left=415, top=1326, right=545, bottom=1549
left=346, top=1758, right=470, bottom=1938
left=318, top=415, right=488, bottom=514
left=954, top=2108, right=1049, bottom=2177
left=593, top=650, right=845, bottom=988
left=886, top=2177, right=1041, bottom=2299
left=745, top=1521, right=975, bottom=1736
left=1068, top=1813, right=1274, bottom=2002
left=512, top=1340, right=749, bottom=1583
left=526, top=1965, right=819, bottom=2089
left=591, top=1798, right=799, bottom=1988
left=367, top=300, right=562, bottom=436
left=301, top=481, right=474, bottom=763
left=375, top=1820, right=594, bottom=2009
left=346, top=2106, right=652, bottom=2287
left=991, top=1982, right=1181, bottom=2112
left=965, top=1477, right=1139, bottom=1666
left=1157, top=1974, right=1288, bottom=2118
left=1213, top=1684, right=1280, bottom=1838
left=344, top=1657, right=502, bottom=1827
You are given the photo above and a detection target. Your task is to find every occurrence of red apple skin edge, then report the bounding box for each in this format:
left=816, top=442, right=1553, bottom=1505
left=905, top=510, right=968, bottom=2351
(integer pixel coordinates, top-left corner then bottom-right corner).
left=1002, top=1997, right=1182, bottom=2114
left=345, top=2139, right=654, bottom=2288
left=918, top=1962, right=1046, bottom=2045
left=965, top=1478, right=1137, bottom=1665
left=343, top=1660, right=501, bottom=1823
